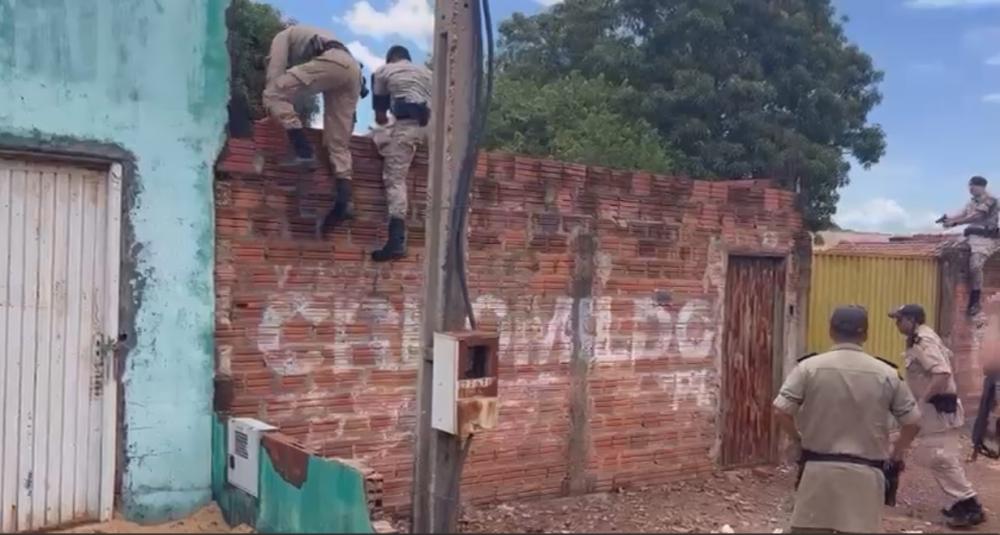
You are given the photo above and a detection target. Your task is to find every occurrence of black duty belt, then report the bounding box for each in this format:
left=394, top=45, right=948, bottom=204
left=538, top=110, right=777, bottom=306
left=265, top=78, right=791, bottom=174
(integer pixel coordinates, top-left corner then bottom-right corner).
left=795, top=450, right=902, bottom=506
left=800, top=450, right=885, bottom=469
left=392, top=100, right=430, bottom=126
left=964, top=227, right=1000, bottom=238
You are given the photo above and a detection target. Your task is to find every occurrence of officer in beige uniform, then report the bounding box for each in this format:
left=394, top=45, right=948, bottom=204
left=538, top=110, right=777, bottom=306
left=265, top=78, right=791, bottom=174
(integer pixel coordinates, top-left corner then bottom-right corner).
left=774, top=306, right=922, bottom=533
left=939, top=175, right=999, bottom=316
left=262, top=25, right=364, bottom=234
left=370, top=45, right=432, bottom=262
left=890, top=304, right=986, bottom=528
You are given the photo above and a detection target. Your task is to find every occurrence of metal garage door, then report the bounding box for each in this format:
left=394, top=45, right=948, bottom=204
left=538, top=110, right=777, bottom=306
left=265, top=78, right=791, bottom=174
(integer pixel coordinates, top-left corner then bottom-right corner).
left=0, top=158, right=121, bottom=531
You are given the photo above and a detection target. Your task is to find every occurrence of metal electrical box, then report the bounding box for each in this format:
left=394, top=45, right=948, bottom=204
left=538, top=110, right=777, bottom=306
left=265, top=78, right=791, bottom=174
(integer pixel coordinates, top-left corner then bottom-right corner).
left=227, top=417, right=276, bottom=497
left=432, top=331, right=500, bottom=436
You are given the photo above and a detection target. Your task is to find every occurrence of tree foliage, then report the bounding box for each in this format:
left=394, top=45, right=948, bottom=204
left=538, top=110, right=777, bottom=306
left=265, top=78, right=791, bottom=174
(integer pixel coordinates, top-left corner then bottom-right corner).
left=227, top=0, right=317, bottom=124
left=492, top=0, right=886, bottom=228
left=486, top=73, right=675, bottom=173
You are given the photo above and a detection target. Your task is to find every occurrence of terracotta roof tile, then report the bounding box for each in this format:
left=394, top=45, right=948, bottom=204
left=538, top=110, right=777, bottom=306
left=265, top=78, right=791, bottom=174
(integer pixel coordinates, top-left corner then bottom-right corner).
left=821, top=234, right=963, bottom=258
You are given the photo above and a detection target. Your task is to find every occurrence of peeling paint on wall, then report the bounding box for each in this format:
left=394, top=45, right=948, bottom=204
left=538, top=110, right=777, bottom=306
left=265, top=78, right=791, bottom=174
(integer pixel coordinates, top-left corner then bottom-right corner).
left=0, top=0, right=230, bottom=523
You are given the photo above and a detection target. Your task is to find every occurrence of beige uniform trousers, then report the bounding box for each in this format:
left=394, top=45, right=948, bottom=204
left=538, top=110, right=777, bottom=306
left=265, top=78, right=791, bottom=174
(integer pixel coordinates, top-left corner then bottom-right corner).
left=790, top=462, right=884, bottom=533
left=373, top=119, right=426, bottom=219
left=911, top=429, right=977, bottom=504
left=967, top=235, right=1000, bottom=290
left=262, top=48, right=361, bottom=180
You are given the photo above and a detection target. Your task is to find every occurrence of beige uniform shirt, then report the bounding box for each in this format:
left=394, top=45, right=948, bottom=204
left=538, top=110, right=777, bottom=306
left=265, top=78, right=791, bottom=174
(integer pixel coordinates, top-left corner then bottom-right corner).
left=774, top=344, right=921, bottom=533
left=904, top=325, right=964, bottom=434
left=266, top=25, right=337, bottom=84
left=372, top=60, right=432, bottom=104
left=951, top=192, right=999, bottom=231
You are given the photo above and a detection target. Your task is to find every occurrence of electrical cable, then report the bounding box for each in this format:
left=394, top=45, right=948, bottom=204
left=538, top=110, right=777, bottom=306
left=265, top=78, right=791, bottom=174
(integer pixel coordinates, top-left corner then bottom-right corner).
left=441, top=2, right=493, bottom=527
left=449, top=0, right=494, bottom=331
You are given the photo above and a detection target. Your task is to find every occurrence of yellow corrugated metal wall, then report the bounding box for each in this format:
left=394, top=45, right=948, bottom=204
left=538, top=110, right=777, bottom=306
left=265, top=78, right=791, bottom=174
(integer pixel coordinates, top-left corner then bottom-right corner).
left=808, top=253, right=940, bottom=368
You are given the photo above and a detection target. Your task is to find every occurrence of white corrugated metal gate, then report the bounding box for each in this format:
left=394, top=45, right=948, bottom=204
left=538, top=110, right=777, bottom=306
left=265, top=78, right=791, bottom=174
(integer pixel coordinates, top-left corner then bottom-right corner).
left=0, top=158, right=121, bottom=531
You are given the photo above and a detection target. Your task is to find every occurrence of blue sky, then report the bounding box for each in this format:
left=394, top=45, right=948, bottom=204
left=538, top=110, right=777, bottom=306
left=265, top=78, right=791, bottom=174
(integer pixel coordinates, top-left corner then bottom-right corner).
left=266, top=0, right=1000, bottom=234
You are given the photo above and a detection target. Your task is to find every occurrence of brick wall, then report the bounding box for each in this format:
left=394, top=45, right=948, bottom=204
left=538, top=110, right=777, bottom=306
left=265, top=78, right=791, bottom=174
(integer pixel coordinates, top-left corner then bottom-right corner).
left=940, top=249, right=1000, bottom=409
left=214, top=124, right=807, bottom=513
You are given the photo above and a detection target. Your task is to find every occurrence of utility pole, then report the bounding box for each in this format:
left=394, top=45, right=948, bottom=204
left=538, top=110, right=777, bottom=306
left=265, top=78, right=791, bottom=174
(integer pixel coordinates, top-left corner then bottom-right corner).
left=411, top=0, right=482, bottom=532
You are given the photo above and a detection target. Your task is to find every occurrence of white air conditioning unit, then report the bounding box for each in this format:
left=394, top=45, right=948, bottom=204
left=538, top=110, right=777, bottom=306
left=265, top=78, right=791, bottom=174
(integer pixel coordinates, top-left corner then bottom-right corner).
left=227, top=417, right=276, bottom=497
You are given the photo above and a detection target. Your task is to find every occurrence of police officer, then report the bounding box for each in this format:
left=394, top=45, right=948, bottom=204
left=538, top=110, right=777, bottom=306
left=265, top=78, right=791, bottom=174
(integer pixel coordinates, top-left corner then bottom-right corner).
left=890, top=304, right=986, bottom=528
left=262, top=25, right=364, bottom=234
left=774, top=305, right=921, bottom=533
left=369, top=45, right=432, bottom=262
left=939, top=175, right=999, bottom=315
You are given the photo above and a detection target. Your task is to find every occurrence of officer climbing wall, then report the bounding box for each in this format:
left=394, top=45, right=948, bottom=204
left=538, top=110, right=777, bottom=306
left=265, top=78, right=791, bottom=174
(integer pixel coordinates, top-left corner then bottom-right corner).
left=890, top=304, right=986, bottom=528
left=370, top=45, right=432, bottom=262
left=262, top=24, right=366, bottom=236
left=938, top=175, right=1000, bottom=315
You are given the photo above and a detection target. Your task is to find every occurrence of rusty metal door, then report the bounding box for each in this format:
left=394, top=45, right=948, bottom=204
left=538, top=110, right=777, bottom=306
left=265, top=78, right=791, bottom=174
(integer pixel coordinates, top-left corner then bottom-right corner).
left=721, top=256, right=785, bottom=468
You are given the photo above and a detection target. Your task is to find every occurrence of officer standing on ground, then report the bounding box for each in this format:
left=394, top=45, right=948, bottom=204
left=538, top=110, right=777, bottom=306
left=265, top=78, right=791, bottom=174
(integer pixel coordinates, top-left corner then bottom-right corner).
left=938, top=175, right=999, bottom=316
left=262, top=24, right=365, bottom=235
left=890, top=304, right=986, bottom=528
left=369, top=45, right=432, bottom=262
left=774, top=305, right=922, bottom=533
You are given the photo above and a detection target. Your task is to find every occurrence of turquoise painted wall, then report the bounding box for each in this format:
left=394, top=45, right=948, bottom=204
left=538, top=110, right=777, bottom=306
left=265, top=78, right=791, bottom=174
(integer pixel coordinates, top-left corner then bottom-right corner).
left=0, top=0, right=229, bottom=523
left=211, top=416, right=375, bottom=534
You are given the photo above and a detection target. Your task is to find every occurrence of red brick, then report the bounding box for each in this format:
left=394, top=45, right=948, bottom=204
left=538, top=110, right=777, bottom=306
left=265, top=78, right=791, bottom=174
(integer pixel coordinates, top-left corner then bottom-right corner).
left=214, top=123, right=804, bottom=514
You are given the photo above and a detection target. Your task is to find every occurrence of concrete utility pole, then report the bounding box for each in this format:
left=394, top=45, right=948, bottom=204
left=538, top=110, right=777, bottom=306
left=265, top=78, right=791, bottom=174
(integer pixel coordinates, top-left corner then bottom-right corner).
left=411, top=0, right=482, bottom=532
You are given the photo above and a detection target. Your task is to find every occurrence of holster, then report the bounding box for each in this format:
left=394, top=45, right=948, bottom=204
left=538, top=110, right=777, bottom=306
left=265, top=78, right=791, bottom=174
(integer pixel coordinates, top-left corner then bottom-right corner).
left=963, top=227, right=1000, bottom=238
left=392, top=100, right=430, bottom=126
left=928, top=393, right=958, bottom=414
left=796, top=450, right=898, bottom=506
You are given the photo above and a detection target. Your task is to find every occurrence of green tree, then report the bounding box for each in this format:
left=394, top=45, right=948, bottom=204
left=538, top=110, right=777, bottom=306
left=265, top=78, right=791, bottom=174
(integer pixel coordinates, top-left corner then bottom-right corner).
left=227, top=0, right=317, bottom=124
left=487, top=73, right=675, bottom=172
left=494, top=0, right=886, bottom=228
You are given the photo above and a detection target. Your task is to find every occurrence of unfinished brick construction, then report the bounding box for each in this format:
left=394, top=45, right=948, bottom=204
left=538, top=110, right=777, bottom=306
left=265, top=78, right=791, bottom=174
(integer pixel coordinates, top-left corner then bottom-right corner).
left=214, top=124, right=809, bottom=513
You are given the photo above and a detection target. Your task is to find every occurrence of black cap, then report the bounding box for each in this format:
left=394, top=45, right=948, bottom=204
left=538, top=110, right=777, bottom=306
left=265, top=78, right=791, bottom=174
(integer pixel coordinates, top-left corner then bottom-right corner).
left=970, top=175, right=988, bottom=187
left=889, top=304, right=926, bottom=324
left=830, top=305, right=868, bottom=337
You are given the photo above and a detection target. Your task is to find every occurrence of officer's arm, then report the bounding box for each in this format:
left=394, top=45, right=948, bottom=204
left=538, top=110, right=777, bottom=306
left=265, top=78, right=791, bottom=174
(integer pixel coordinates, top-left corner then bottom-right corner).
left=889, top=379, right=922, bottom=461
left=372, top=66, right=390, bottom=126
left=945, top=201, right=978, bottom=226
left=266, top=30, right=290, bottom=85
left=914, top=342, right=953, bottom=402
left=772, top=365, right=806, bottom=443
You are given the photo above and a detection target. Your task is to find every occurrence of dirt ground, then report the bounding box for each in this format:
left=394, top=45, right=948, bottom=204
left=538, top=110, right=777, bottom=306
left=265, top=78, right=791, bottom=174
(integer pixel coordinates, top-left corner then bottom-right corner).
left=55, top=504, right=251, bottom=534
left=61, top=439, right=1000, bottom=534
left=451, top=439, right=1000, bottom=534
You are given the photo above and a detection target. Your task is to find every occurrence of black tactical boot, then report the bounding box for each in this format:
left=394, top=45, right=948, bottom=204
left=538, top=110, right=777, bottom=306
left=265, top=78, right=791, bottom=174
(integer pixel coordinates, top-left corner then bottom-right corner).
left=947, top=497, right=986, bottom=528
left=317, top=178, right=355, bottom=237
left=280, top=128, right=319, bottom=170
left=371, top=217, right=407, bottom=262
left=968, top=289, right=982, bottom=316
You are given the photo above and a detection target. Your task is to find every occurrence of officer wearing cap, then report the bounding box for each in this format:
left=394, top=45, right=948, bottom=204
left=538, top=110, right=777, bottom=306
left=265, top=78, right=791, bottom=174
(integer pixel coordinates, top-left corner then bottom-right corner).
left=774, top=305, right=922, bottom=533
left=938, top=175, right=999, bottom=316
left=890, top=304, right=985, bottom=527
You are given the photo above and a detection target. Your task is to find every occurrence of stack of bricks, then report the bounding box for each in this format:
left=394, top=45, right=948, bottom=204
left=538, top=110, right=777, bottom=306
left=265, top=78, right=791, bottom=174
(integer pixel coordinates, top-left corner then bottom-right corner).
left=214, top=123, right=805, bottom=513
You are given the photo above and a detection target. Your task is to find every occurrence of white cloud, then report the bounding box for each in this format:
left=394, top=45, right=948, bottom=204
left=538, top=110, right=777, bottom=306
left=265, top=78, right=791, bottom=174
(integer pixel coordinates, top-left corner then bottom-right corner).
left=983, top=93, right=1000, bottom=104
left=346, top=40, right=385, bottom=71
left=908, top=0, right=1000, bottom=7
left=535, top=0, right=564, bottom=5
left=338, top=0, right=434, bottom=50
left=987, top=53, right=1000, bottom=66
left=835, top=198, right=942, bottom=234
